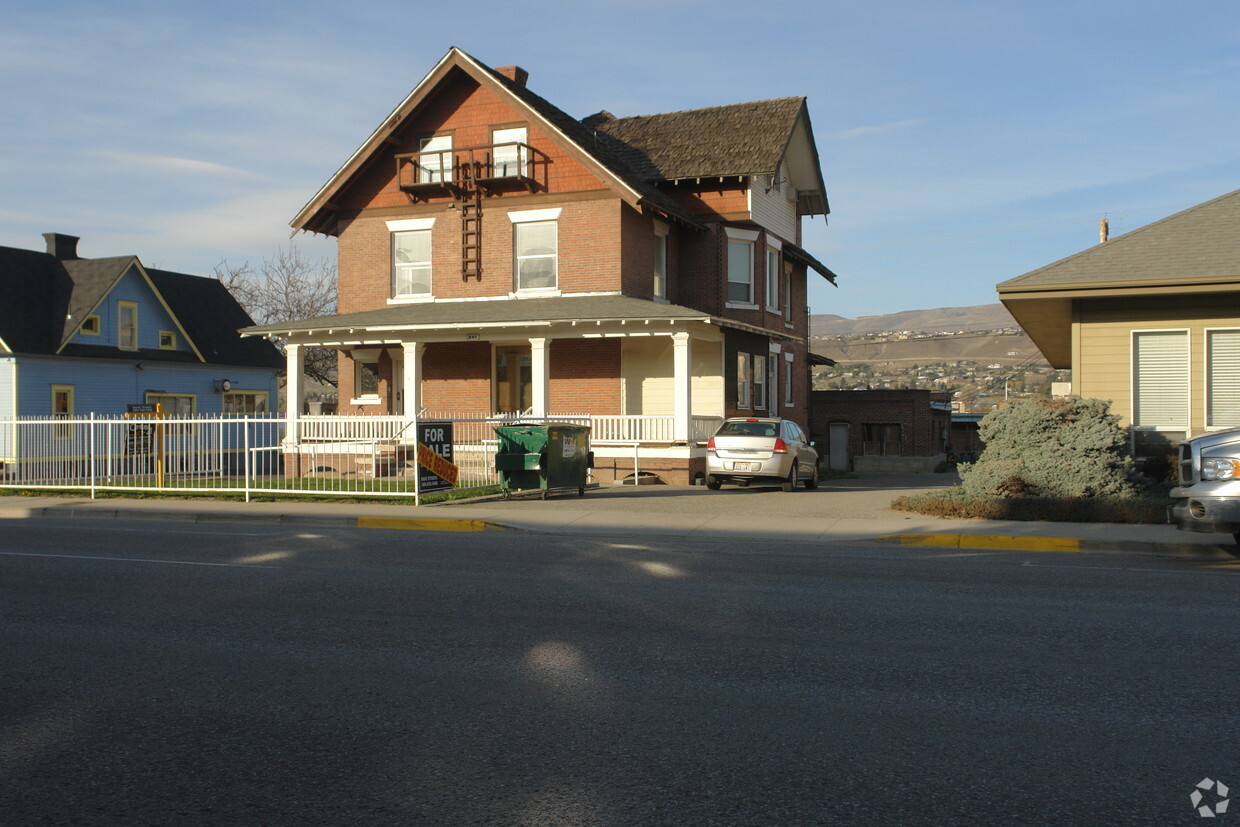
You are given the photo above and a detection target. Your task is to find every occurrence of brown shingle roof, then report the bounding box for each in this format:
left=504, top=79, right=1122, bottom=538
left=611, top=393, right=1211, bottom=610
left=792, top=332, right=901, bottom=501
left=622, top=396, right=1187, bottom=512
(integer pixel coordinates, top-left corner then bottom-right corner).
left=585, top=97, right=808, bottom=181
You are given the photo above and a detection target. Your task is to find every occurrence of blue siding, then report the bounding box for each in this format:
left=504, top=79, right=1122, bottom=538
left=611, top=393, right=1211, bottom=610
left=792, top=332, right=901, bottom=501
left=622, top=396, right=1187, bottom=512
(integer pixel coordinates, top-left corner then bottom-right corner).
left=67, top=264, right=192, bottom=355
left=14, top=355, right=278, bottom=416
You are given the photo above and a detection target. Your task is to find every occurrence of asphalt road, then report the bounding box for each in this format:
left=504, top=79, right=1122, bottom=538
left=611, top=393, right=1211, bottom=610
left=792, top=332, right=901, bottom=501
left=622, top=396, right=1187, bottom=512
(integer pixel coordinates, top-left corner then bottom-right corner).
left=2, top=519, right=1238, bottom=825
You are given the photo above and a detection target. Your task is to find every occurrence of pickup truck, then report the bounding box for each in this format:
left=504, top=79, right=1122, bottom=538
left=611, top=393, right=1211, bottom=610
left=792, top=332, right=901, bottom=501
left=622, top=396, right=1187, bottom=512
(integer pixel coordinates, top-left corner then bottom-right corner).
left=1170, top=427, right=1240, bottom=545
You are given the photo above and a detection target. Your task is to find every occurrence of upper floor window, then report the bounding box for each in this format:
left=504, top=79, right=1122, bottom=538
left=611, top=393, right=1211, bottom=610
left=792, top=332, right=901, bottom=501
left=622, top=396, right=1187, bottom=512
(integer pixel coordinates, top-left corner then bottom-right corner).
left=765, top=241, right=781, bottom=312
left=653, top=221, right=669, bottom=300
left=492, top=126, right=528, bottom=178
left=158, top=330, right=177, bottom=350
left=80, top=314, right=100, bottom=336
left=418, top=134, right=453, bottom=183
left=725, top=227, right=759, bottom=307
left=783, top=264, right=793, bottom=323
left=510, top=208, right=560, bottom=292
left=388, top=218, right=435, bottom=299
left=118, top=301, right=138, bottom=350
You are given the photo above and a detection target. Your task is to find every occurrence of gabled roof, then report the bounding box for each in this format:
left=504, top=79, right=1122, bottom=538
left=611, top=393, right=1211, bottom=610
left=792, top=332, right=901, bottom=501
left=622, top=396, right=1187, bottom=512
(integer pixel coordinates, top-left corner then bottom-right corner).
left=0, top=237, right=281, bottom=368
left=292, top=47, right=829, bottom=234
left=996, top=187, right=1240, bottom=369
left=999, top=187, right=1240, bottom=293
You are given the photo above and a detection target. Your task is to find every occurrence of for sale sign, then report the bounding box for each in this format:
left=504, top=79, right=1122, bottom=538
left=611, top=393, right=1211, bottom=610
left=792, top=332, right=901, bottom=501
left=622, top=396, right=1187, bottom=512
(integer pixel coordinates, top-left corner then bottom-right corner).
left=417, top=421, right=458, bottom=492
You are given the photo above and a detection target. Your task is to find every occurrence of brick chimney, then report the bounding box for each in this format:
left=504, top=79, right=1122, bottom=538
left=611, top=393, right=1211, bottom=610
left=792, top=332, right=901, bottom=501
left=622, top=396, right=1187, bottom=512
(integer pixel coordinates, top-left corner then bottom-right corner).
left=493, top=65, right=529, bottom=88
left=44, top=233, right=80, bottom=260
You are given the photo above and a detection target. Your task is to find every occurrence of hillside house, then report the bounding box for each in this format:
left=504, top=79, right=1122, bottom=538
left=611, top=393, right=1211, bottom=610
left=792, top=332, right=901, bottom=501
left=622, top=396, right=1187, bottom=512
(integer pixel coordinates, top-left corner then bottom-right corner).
left=998, top=187, right=1240, bottom=458
left=243, top=47, right=835, bottom=484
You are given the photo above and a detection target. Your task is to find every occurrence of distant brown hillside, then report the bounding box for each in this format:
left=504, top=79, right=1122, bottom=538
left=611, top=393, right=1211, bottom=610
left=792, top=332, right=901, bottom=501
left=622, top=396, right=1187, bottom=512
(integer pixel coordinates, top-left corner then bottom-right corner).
left=811, top=303, right=1015, bottom=336
left=812, top=330, right=1041, bottom=366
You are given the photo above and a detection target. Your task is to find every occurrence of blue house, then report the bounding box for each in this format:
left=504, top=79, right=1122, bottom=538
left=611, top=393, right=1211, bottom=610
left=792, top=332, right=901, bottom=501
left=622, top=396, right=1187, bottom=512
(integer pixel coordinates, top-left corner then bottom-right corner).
left=0, top=233, right=282, bottom=424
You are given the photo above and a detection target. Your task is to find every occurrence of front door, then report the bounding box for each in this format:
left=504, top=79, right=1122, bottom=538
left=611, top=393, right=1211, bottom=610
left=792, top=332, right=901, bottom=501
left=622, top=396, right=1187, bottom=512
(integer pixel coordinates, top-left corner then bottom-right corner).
left=829, top=422, right=850, bottom=471
left=495, top=346, right=532, bottom=413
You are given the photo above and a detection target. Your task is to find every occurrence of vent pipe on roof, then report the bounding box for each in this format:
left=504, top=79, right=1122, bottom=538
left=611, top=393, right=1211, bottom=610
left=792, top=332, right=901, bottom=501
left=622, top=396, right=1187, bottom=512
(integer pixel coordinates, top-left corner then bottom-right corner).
left=493, top=65, right=529, bottom=87
left=1099, top=216, right=1109, bottom=244
left=44, top=233, right=80, bottom=260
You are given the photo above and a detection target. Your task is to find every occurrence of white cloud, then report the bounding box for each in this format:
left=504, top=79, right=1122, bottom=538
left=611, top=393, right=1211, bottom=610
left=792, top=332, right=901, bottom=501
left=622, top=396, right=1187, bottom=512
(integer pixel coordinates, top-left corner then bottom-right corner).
left=93, top=151, right=264, bottom=180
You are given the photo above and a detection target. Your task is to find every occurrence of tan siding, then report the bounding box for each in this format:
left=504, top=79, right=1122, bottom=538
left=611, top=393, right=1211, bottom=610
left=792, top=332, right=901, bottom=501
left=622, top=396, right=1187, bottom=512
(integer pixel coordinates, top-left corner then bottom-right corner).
left=1076, top=297, right=1240, bottom=432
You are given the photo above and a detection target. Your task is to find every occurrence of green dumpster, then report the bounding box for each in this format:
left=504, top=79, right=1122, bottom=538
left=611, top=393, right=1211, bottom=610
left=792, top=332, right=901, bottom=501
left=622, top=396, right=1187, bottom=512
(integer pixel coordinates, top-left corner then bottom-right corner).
left=494, top=422, right=592, bottom=499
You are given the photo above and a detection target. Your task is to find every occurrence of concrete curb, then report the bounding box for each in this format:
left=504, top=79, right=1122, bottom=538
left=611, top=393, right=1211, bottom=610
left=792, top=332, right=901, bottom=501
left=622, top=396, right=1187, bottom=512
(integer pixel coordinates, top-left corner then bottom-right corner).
left=873, top=532, right=1239, bottom=560
left=7, top=506, right=512, bottom=533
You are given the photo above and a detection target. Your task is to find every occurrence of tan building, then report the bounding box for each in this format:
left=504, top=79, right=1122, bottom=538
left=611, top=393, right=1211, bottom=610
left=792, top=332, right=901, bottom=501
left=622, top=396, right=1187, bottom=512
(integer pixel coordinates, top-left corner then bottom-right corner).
left=998, top=188, right=1240, bottom=458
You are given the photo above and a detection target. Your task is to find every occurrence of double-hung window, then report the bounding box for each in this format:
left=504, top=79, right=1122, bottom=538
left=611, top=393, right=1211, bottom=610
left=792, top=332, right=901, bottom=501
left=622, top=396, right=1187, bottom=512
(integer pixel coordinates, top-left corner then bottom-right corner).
left=118, top=301, right=138, bottom=350
left=388, top=218, right=435, bottom=299
left=765, top=240, right=781, bottom=313
left=510, top=208, right=560, bottom=292
left=418, top=134, right=452, bottom=183
left=1207, top=329, right=1240, bottom=428
left=492, top=126, right=528, bottom=178
left=726, top=228, right=758, bottom=306
left=753, top=354, right=767, bottom=410
left=784, top=353, right=795, bottom=405
left=737, top=352, right=751, bottom=408
left=653, top=221, right=669, bottom=300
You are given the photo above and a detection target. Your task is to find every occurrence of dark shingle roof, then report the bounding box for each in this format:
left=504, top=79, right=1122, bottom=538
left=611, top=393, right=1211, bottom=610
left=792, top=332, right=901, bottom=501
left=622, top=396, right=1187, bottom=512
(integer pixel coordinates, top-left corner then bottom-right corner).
left=1000, top=187, right=1240, bottom=291
left=0, top=241, right=281, bottom=368
left=584, top=97, right=808, bottom=181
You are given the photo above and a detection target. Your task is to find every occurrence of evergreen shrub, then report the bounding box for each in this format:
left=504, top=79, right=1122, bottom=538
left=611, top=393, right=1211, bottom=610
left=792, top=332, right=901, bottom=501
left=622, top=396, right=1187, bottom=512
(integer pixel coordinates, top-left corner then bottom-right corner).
left=957, top=396, right=1152, bottom=499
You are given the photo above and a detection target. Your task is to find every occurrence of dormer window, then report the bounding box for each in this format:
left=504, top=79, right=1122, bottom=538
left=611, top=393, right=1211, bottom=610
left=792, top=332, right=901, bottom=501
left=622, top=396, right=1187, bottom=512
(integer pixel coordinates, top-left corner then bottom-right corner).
left=492, top=126, right=528, bottom=178
left=79, top=314, right=100, bottom=336
left=418, top=134, right=453, bottom=183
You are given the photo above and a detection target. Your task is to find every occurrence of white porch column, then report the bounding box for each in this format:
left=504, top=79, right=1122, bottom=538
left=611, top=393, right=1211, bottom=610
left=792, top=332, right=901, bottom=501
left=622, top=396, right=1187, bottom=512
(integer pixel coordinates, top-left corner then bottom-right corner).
left=672, top=332, right=693, bottom=443
left=530, top=337, right=549, bottom=417
left=283, top=343, right=305, bottom=444
left=401, top=342, right=425, bottom=431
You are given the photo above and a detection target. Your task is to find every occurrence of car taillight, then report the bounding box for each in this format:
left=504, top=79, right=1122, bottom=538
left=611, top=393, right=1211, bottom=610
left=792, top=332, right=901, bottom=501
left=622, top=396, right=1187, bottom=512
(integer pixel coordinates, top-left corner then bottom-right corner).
left=773, top=438, right=788, bottom=454
left=707, top=437, right=716, bottom=453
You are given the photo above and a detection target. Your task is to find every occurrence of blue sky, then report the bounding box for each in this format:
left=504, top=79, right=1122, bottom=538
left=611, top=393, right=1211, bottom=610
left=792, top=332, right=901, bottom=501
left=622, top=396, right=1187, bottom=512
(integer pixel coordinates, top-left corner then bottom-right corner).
left=3, top=1, right=1238, bottom=321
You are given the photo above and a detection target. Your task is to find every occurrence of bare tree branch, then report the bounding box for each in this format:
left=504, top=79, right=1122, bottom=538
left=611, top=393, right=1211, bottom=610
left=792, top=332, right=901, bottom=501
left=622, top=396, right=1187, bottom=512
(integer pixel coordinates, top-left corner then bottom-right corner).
left=214, top=244, right=338, bottom=387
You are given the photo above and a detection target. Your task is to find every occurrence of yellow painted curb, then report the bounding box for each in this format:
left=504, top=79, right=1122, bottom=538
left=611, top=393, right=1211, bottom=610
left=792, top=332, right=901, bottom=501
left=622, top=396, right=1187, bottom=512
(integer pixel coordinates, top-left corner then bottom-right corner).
left=875, top=533, right=1082, bottom=552
left=356, top=516, right=503, bottom=533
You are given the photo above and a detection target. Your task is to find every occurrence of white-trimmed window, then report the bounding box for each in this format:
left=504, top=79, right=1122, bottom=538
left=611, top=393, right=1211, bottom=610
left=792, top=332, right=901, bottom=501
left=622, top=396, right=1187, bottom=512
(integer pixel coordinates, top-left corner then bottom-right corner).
left=784, top=353, right=795, bottom=405
left=765, top=239, right=781, bottom=312
left=52, top=385, right=74, bottom=440
left=118, top=301, right=138, bottom=350
left=1132, top=330, right=1189, bottom=428
left=389, top=218, right=436, bottom=299
left=492, top=126, right=528, bottom=177
left=753, top=354, right=767, bottom=410
left=726, top=227, right=759, bottom=306
left=653, top=221, right=669, bottom=300
left=737, top=352, right=751, bottom=408
left=510, top=208, right=560, bottom=292
left=356, top=361, right=380, bottom=398
left=159, top=330, right=176, bottom=350
left=223, top=390, right=269, bottom=415
left=418, top=134, right=452, bottom=183
left=1207, top=329, right=1240, bottom=428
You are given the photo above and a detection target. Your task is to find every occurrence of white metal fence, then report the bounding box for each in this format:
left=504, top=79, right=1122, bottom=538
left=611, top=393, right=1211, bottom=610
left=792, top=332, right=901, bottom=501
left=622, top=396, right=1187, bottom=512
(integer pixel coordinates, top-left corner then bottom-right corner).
left=0, top=411, right=701, bottom=501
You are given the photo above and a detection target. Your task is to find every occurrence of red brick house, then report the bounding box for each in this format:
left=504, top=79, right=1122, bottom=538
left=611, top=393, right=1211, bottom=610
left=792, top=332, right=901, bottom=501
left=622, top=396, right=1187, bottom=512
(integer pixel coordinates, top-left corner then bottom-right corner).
left=244, top=47, right=835, bottom=484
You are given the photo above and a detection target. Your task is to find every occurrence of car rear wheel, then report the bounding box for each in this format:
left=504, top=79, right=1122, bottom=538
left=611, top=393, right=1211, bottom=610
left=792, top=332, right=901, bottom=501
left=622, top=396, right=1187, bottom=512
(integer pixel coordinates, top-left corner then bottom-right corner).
left=781, top=466, right=796, bottom=492
left=804, top=465, right=819, bottom=490
left=705, top=473, right=722, bottom=490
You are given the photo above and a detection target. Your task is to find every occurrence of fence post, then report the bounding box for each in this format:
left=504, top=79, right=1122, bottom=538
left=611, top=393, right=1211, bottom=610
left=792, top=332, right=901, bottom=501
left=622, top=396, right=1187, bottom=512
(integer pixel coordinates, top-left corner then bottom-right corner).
left=89, top=413, right=96, bottom=499
left=244, top=420, right=251, bottom=504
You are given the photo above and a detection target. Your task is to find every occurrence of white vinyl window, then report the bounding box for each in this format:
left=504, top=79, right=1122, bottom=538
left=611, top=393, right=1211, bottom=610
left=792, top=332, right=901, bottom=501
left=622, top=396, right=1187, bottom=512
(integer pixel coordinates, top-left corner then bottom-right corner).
left=393, top=230, right=432, bottom=297
left=737, top=352, right=751, bottom=408
left=1132, top=330, right=1189, bottom=427
left=1207, top=329, right=1240, bottom=427
left=653, top=222, right=669, bottom=300
left=753, top=354, right=767, bottom=410
left=492, top=126, right=528, bottom=178
left=418, top=134, right=452, bottom=183
left=727, top=238, right=754, bottom=305
left=765, top=244, right=780, bottom=312
left=514, top=221, right=557, bottom=291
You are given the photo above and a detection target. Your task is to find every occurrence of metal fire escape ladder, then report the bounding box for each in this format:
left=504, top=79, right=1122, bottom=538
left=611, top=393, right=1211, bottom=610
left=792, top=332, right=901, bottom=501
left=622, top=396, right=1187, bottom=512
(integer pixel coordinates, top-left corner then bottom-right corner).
left=459, top=157, right=483, bottom=282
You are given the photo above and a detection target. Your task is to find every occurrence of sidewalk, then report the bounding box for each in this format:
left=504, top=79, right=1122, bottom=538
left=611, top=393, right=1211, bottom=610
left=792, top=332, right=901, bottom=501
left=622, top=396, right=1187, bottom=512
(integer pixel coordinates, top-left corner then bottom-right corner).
left=2, top=474, right=1235, bottom=561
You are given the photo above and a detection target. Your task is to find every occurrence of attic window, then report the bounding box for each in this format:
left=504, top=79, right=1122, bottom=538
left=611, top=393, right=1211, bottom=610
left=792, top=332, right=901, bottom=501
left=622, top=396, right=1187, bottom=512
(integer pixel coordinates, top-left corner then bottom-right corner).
left=80, top=315, right=100, bottom=336
left=419, top=134, right=453, bottom=183
left=159, top=330, right=177, bottom=350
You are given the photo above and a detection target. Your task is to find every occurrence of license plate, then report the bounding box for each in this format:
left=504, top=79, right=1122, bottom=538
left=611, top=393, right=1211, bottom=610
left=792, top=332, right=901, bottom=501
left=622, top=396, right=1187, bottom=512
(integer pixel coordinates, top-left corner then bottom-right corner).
left=732, top=462, right=753, bottom=471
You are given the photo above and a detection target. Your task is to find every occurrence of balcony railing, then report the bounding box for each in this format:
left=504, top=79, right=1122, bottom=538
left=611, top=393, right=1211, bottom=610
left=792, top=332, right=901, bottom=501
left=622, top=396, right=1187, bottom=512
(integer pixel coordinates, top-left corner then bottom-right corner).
left=396, top=142, right=549, bottom=197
